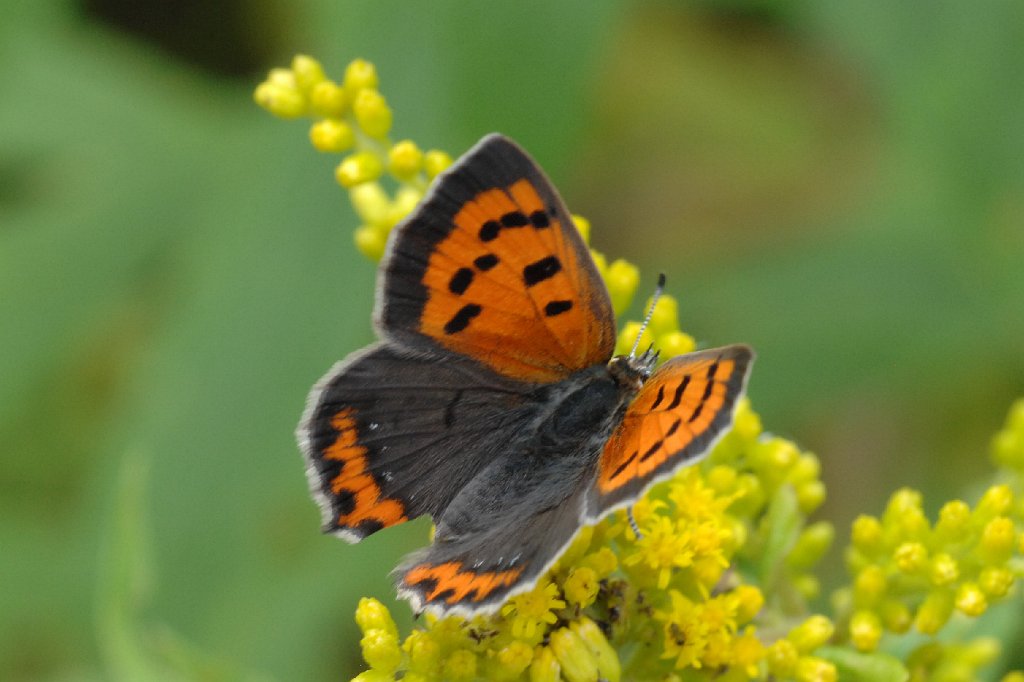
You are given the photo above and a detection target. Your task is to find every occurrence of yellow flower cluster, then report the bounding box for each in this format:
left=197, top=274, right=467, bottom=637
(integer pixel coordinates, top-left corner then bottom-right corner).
left=346, top=399, right=841, bottom=682
left=256, top=54, right=1024, bottom=682
left=836, top=481, right=1022, bottom=648
left=255, top=56, right=451, bottom=261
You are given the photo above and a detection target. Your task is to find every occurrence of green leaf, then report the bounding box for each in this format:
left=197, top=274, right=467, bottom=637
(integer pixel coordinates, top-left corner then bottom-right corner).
left=817, top=646, right=910, bottom=682
left=757, top=483, right=801, bottom=590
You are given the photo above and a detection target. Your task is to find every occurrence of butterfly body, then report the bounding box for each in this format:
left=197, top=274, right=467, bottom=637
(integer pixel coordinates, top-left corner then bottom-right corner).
left=299, top=134, right=753, bottom=615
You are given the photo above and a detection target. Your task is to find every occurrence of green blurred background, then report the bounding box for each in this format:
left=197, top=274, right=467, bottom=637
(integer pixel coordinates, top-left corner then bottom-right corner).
left=3, top=0, right=1022, bottom=679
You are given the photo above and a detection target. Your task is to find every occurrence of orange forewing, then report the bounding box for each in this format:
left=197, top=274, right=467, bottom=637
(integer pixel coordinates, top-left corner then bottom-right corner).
left=418, top=178, right=612, bottom=383
left=598, top=349, right=749, bottom=496
left=322, top=408, right=407, bottom=529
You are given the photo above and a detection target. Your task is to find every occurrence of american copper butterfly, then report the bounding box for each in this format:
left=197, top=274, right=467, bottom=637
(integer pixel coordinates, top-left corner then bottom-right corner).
left=298, top=134, right=753, bottom=615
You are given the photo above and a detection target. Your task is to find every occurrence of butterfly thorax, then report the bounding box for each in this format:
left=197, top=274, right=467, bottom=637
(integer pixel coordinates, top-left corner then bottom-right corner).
left=529, top=353, right=655, bottom=461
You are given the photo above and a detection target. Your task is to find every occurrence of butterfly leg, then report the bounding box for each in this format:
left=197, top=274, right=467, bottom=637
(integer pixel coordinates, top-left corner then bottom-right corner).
left=626, top=506, right=643, bottom=540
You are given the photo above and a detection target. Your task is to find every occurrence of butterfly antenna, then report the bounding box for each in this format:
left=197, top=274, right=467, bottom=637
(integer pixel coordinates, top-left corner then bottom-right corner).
left=627, top=507, right=643, bottom=540
left=629, top=273, right=667, bottom=358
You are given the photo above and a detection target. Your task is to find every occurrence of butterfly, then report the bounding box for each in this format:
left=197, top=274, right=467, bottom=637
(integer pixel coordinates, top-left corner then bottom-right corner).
left=298, top=134, right=753, bottom=616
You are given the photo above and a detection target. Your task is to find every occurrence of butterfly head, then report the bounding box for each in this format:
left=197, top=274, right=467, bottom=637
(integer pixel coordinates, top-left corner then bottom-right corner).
left=608, top=348, right=659, bottom=390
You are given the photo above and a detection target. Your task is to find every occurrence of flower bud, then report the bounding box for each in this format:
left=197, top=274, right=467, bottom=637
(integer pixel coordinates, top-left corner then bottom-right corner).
left=658, top=331, right=696, bottom=359
left=403, top=630, right=440, bottom=672
left=797, top=481, right=827, bottom=513
left=606, top=259, right=640, bottom=315
left=732, top=584, right=765, bottom=622
left=387, top=140, right=424, bottom=181
left=977, top=484, right=1013, bottom=518
left=850, top=610, right=883, bottom=652
left=355, top=597, right=398, bottom=636
left=489, top=640, right=533, bottom=679
left=915, top=589, right=954, bottom=634
left=350, top=182, right=391, bottom=226
left=955, top=582, right=988, bottom=617
left=853, top=565, right=887, bottom=604
left=443, top=649, right=478, bottom=681
left=571, top=214, right=591, bottom=243
left=563, top=567, right=599, bottom=608
left=253, top=81, right=305, bottom=118
left=645, top=294, right=679, bottom=336
left=979, top=566, right=1015, bottom=598
left=879, top=599, right=912, bottom=634
left=529, top=646, right=561, bottom=682
left=979, top=516, right=1016, bottom=563
left=344, top=58, right=379, bottom=94
left=795, top=656, right=838, bottom=682
left=354, top=225, right=388, bottom=261
left=766, top=639, right=799, bottom=676
left=929, top=553, right=960, bottom=586
left=570, top=617, right=621, bottom=682
left=424, top=150, right=453, bottom=179
left=788, top=522, right=834, bottom=570
left=550, top=627, right=599, bottom=682
left=353, top=89, right=393, bottom=138
left=851, top=515, right=884, bottom=555
left=615, top=321, right=651, bottom=357
left=309, top=80, right=347, bottom=117
left=581, top=547, right=617, bottom=577
left=894, top=541, right=928, bottom=574
left=336, top=152, right=384, bottom=187
left=291, top=54, right=326, bottom=92
left=935, top=499, right=971, bottom=539
left=360, top=628, right=401, bottom=673
left=787, top=615, right=834, bottom=653
left=310, top=118, right=355, bottom=153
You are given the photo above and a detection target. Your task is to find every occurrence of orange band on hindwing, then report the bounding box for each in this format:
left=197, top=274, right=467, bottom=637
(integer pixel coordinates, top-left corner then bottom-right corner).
left=323, top=408, right=407, bottom=530
left=404, top=561, right=524, bottom=605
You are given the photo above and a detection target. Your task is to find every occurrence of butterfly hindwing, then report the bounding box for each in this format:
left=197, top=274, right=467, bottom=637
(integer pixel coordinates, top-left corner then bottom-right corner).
left=593, top=345, right=754, bottom=514
left=299, top=343, right=536, bottom=542
left=396, top=462, right=591, bottom=615
left=377, top=134, right=616, bottom=383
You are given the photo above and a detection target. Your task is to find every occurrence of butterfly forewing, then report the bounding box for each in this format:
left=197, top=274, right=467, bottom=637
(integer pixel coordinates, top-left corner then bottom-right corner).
left=378, top=134, right=616, bottom=383
left=593, top=345, right=754, bottom=514
left=300, top=344, right=535, bottom=542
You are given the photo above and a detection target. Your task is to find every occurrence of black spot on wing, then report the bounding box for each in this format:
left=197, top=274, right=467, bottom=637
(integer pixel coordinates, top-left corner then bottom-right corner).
left=501, top=211, right=529, bottom=227
left=449, top=268, right=474, bottom=295
left=474, top=253, right=499, bottom=271
left=523, top=256, right=562, bottom=287
left=336, top=488, right=356, bottom=516
left=529, top=210, right=550, bottom=228
left=667, top=376, right=691, bottom=410
left=544, top=300, right=573, bottom=317
left=610, top=450, right=638, bottom=480
left=444, top=304, right=482, bottom=334
left=651, top=385, right=665, bottom=410
left=639, top=439, right=663, bottom=463
left=665, top=418, right=682, bottom=438
left=479, top=220, right=501, bottom=242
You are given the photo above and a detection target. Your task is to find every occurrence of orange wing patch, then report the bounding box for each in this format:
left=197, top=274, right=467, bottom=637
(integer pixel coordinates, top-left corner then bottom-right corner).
left=598, top=347, right=752, bottom=500
left=417, top=178, right=613, bottom=383
left=403, top=561, right=524, bottom=606
left=323, top=408, right=407, bottom=530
